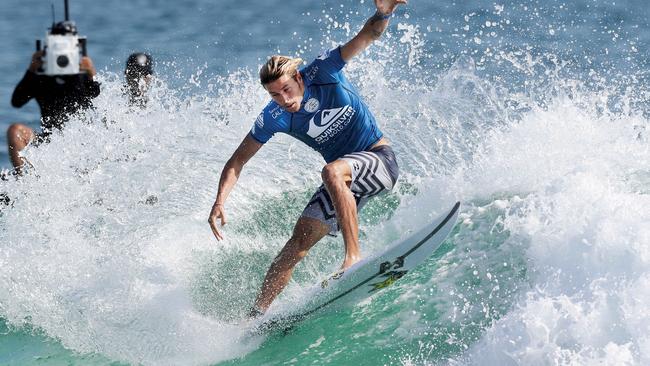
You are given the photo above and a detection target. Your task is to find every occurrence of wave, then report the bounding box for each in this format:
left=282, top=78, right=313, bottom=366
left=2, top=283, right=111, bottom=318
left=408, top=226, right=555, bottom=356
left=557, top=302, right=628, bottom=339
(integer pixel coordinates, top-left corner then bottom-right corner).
left=0, top=14, right=648, bottom=366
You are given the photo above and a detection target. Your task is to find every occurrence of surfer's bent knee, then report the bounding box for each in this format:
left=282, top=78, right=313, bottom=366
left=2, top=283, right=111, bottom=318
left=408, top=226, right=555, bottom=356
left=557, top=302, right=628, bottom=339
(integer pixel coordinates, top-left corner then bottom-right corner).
left=321, top=163, right=340, bottom=187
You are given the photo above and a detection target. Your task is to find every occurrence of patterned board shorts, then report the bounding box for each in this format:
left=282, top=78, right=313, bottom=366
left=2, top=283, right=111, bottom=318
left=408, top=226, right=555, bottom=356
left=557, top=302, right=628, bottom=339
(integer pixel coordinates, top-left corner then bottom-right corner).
left=301, top=145, right=399, bottom=234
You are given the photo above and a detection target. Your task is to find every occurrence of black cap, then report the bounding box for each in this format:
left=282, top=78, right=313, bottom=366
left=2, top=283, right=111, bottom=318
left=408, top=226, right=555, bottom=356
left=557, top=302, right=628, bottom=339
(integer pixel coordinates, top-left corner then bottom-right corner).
left=125, top=52, right=153, bottom=78
left=50, top=21, right=77, bottom=35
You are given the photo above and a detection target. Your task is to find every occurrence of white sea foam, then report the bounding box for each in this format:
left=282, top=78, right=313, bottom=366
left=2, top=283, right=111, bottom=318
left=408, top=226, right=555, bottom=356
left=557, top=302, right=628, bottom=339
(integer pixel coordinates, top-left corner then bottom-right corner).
left=453, top=101, right=650, bottom=364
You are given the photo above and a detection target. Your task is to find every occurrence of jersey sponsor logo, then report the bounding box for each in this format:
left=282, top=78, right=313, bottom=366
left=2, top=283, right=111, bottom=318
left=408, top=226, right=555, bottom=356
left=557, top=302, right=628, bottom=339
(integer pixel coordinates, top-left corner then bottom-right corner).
left=255, top=113, right=264, bottom=128
left=304, top=98, right=320, bottom=113
left=305, top=65, right=319, bottom=81
left=307, top=105, right=356, bottom=144
left=270, top=105, right=284, bottom=119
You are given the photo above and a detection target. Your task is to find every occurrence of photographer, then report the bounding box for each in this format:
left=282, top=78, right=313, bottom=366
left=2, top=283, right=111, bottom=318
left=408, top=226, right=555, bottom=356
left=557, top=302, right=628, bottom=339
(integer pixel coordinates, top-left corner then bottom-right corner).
left=6, top=36, right=100, bottom=171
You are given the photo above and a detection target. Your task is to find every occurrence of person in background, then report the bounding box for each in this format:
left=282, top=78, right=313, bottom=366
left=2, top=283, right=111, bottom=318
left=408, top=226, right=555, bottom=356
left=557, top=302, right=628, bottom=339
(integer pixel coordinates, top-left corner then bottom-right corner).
left=124, top=52, right=153, bottom=107
left=6, top=50, right=100, bottom=172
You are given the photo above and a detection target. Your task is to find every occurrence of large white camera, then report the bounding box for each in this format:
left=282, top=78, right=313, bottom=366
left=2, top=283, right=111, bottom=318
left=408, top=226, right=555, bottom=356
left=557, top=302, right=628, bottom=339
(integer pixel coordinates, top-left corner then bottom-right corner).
left=43, top=35, right=81, bottom=75
left=36, top=1, right=87, bottom=76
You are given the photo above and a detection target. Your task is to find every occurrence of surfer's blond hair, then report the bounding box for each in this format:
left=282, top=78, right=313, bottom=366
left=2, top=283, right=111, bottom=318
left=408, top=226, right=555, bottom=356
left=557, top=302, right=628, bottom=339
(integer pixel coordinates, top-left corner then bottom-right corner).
left=259, top=55, right=303, bottom=85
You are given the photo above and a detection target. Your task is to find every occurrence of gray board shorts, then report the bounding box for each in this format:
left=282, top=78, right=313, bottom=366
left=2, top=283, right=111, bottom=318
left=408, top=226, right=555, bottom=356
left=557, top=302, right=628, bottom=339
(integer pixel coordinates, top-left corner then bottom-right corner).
left=301, top=145, right=399, bottom=234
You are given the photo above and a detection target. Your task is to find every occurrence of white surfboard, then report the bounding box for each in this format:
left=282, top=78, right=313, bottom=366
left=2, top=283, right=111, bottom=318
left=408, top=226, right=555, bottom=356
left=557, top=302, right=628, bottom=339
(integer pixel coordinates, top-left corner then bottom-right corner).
left=253, top=201, right=461, bottom=333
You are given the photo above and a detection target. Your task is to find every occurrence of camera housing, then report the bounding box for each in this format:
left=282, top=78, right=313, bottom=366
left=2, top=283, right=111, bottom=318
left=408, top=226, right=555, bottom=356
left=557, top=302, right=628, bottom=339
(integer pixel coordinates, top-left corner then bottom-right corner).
left=36, top=15, right=87, bottom=76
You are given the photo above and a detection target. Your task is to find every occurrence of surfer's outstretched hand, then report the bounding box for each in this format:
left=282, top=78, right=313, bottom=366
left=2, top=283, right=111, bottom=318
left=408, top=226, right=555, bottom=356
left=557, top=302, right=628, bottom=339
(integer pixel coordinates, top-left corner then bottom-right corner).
left=209, top=202, right=227, bottom=241
left=374, top=0, right=407, bottom=15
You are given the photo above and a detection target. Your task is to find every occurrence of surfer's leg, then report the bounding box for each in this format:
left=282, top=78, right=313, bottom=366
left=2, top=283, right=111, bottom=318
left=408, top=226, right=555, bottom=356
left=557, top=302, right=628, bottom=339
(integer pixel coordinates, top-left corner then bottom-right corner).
left=252, top=216, right=330, bottom=313
left=331, top=145, right=399, bottom=263
left=6, top=123, right=35, bottom=171
left=321, top=160, right=361, bottom=269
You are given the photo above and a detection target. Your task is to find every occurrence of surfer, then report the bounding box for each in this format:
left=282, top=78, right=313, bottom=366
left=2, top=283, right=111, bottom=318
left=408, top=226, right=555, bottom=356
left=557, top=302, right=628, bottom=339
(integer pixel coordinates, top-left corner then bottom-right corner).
left=208, top=0, right=406, bottom=316
left=6, top=50, right=100, bottom=172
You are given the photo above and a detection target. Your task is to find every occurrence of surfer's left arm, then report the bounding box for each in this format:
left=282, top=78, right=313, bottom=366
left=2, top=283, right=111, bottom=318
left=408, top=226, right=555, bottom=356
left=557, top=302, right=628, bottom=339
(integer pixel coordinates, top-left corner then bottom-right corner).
left=340, top=0, right=407, bottom=62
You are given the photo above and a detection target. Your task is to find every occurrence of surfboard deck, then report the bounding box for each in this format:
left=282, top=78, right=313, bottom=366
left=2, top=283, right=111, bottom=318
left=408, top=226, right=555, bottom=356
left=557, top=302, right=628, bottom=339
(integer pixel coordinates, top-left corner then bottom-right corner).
left=251, top=201, right=461, bottom=334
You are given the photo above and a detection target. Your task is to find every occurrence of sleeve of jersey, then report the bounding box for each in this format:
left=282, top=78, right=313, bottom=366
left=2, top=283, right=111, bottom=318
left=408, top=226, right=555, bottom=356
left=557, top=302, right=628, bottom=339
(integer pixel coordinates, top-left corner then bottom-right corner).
left=249, top=109, right=287, bottom=144
left=303, top=46, right=347, bottom=85
left=11, top=71, right=38, bottom=108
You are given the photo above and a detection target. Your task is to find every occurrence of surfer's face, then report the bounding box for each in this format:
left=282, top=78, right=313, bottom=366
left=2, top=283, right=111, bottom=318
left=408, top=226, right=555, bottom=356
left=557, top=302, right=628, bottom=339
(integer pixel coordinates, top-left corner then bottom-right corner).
left=264, top=73, right=304, bottom=113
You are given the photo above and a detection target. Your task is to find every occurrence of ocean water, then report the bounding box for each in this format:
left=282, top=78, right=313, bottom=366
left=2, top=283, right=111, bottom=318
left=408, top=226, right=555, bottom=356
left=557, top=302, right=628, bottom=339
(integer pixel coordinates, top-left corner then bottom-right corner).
left=0, top=0, right=649, bottom=365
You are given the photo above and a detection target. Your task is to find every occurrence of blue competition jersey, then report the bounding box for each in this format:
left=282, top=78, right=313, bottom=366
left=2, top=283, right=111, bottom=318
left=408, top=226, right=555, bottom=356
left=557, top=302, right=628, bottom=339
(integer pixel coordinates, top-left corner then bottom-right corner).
left=249, top=47, right=383, bottom=163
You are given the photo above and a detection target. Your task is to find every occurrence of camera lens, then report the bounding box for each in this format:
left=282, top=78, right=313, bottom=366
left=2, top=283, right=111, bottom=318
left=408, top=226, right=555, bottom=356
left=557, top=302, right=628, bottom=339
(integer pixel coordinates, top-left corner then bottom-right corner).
left=56, top=55, right=70, bottom=68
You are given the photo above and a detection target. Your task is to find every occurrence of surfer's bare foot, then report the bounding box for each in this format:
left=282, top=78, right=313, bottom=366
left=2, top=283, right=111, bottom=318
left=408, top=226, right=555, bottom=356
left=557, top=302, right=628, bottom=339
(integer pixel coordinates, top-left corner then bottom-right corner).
left=341, top=255, right=361, bottom=270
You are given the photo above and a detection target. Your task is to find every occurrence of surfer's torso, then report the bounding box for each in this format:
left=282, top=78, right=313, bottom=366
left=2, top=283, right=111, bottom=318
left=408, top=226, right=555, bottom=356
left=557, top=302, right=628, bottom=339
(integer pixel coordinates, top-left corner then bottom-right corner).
left=249, top=47, right=383, bottom=163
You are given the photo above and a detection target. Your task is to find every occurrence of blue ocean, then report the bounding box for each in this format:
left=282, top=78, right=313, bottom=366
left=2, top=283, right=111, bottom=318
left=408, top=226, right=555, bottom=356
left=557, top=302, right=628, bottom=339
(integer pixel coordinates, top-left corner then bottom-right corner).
left=0, top=0, right=649, bottom=364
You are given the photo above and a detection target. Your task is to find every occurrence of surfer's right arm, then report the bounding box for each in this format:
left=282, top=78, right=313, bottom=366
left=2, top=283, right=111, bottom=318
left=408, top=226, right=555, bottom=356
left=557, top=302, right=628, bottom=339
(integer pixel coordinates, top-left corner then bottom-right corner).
left=209, top=134, right=263, bottom=241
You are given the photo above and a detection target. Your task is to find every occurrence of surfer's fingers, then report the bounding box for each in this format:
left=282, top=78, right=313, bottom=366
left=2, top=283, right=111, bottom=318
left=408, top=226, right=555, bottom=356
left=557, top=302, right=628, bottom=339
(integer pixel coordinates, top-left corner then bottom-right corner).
left=220, top=210, right=227, bottom=226
left=208, top=214, right=223, bottom=241
left=209, top=220, right=223, bottom=241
